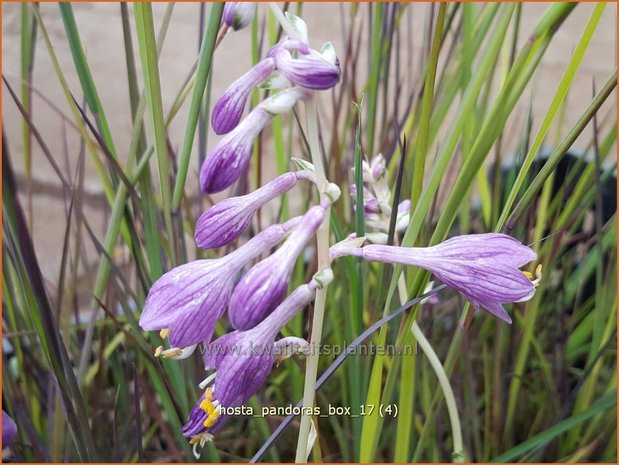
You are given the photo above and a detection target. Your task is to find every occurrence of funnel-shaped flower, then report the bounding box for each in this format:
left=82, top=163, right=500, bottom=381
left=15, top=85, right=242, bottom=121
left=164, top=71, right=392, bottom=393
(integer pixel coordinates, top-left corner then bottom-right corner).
left=272, top=47, right=340, bottom=90
left=212, top=58, right=276, bottom=135
left=2, top=410, right=17, bottom=446
left=334, top=233, right=538, bottom=323
left=200, top=88, right=308, bottom=193
left=182, top=282, right=317, bottom=455
left=222, top=2, right=257, bottom=31
left=228, top=204, right=327, bottom=330
left=195, top=171, right=314, bottom=249
left=140, top=219, right=301, bottom=348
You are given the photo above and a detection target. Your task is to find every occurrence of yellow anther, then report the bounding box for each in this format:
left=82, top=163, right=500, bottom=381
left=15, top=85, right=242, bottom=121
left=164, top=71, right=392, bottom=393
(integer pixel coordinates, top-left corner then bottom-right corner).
left=523, top=264, right=543, bottom=287
left=205, top=403, right=216, bottom=415
left=203, top=387, right=213, bottom=402
left=535, top=264, right=543, bottom=277
left=199, top=399, right=211, bottom=411
left=159, top=328, right=170, bottom=339
left=203, top=409, right=220, bottom=428
left=154, top=346, right=164, bottom=357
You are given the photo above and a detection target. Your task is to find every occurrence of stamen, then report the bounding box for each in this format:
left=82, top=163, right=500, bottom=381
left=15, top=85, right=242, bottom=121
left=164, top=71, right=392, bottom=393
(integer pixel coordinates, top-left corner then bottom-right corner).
left=532, top=264, right=543, bottom=286
left=189, top=432, right=214, bottom=459
left=523, top=264, right=543, bottom=287
left=203, top=407, right=221, bottom=428
left=154, top=345, right=197, bottom=360
left=159, top=328, right=170, bottom=339
left=204, top=387, right=213, bottom=402
left=197, top=387, right=222, bottom=429
left=161, top=348, right=184, bottom=359
left=199, top=372, right=217, bottom=390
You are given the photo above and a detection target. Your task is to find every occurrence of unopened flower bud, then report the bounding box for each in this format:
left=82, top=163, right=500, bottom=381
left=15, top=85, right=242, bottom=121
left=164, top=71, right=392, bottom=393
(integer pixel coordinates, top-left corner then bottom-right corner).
left=228, top=205, right=327, bottom=330
left=195, top=171, right=313, bottom=249
left=222, top=2, right=257, bottom=31
left=212, top=58, right=276, bottom=135
left=272, top=47, right=341, bottom=90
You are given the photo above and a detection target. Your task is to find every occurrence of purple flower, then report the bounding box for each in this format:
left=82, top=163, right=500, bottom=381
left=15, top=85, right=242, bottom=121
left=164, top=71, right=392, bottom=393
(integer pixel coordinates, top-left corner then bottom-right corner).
left=139, top=219, right=301, bottom=349
left=363, top=198, right=381, bottom=215
left=2, top=410, right=17, bottom=446
left=222, top=2, right=256, bottom=31
left=200, top=88, right=308, bottom=193
left=228, top=204, right=327, bottom=330
left=200, top=107, right=270, bottom=194
left=271, top=47, right=340, bottom=90
left=195, top=170, right=314, bottom=249
left=212, top=58, right=276, bottom=135
left=335, top=233, right=538, bottom=323
left=182, top=283, right=317, bottom=456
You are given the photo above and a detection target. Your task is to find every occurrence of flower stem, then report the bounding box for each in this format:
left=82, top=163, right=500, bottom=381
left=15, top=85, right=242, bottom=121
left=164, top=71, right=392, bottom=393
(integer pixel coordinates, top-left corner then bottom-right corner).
left=397, top=277, right=464, bottom=462
left=294, top=97, right=330, bottom=463
left=266, top=5, right=330, bottom=460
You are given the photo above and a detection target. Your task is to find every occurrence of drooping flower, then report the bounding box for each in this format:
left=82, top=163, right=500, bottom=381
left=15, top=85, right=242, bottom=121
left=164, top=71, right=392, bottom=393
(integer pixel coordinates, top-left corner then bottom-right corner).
left=211, top=58, right=276, bottom=135
left=271, top=46, right=340, bottom=90
left=139, top=218, right=302, bottom=350
left=182, top=281, right=319, bottom=456
left=200, top=87, right=309, bottom=194
left=228, top=204, right=327, bottom=330
left=222, top=2, right=257, bottom=31
left=333, top=233, right=539, bottom=323
left=195, top=170, right=315, bottom=249
left=2, top=410, right=17, bottom=447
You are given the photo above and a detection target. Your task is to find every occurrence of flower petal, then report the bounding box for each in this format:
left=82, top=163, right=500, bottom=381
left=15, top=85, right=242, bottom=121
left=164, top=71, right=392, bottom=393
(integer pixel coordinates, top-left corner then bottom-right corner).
left=212, top=58, right=276, bottom=134
left=140, top=260, right=234, bottom=347
left=195, top=172, right=299, bottom=249
left=200, top=108, right=271, bottom=193
left=423, top=233, right=537, bottom=268
left=2, top=410, right=17, bottom=446
left=228, top=206, right=326, bottom=330
left=222, top=2, right=256, bottom=30
left=273, top=48, right=340, bottom=90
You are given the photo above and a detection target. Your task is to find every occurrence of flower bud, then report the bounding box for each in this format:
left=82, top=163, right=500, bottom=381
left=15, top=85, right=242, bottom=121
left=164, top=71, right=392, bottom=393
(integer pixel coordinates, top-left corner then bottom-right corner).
left=139, top=220, right=300, bottom=348
left=222, top=2, right=257, bottom=31
left=195, top=171, right=312, bottom=249
left=370, top=154, right=387, bottom=180
left=228, top=205, right=327, bottom=330
left=212, top=58, right=276, bottom=134
left=201, top=89, right=308, bottom=193
left=200, top=107, right=271, bottom=193
left=272, top=48, right=341, bottom=90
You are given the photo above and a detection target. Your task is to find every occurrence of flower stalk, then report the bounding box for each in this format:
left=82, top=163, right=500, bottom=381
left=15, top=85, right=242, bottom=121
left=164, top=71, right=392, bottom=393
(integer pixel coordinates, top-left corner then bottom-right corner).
left=294, top=97, right=329, bottom=462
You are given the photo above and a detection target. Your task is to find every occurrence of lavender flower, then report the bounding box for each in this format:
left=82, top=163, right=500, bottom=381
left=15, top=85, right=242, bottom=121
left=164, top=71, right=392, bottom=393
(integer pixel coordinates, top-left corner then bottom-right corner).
left=195, top=170, right=315, bottom=249
left=139, top=219, right=301, bottom=350
left=334, top=233, right=539, bottom=323
left=228, top=204, right=327, bottom=330
left=182, top=282, right=318, bottom=456
left=211, top=58, right=276, bottom=134
left=200, top=88, right=308, bottom=193
left=2, top=410, right=16, bottom=446
left=222, top=2, right=257, bottom=31
left=271, top=47, right=340, bottom=90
